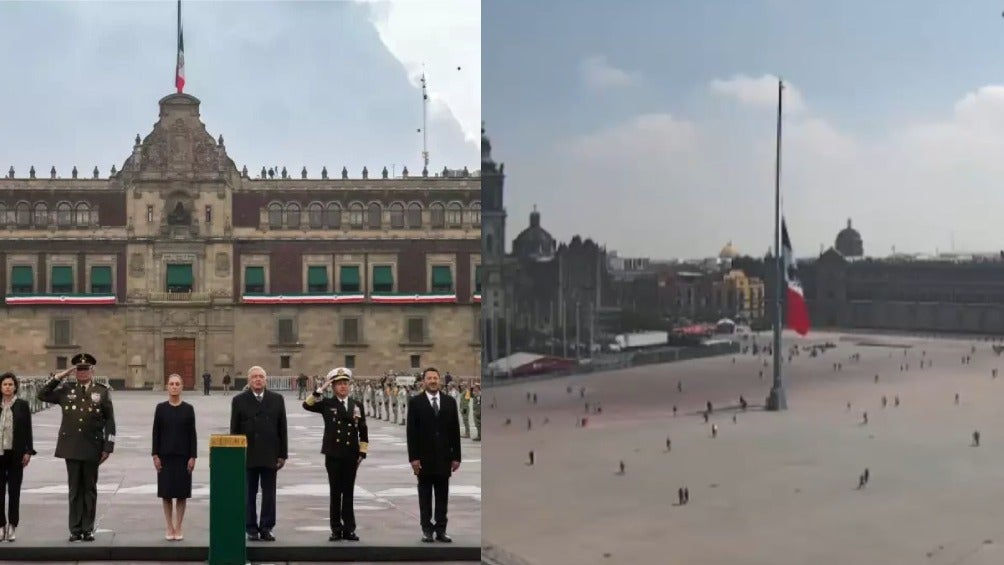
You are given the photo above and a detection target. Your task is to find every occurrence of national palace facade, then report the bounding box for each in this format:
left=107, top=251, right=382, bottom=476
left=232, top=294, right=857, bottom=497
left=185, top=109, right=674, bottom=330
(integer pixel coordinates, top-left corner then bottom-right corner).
left=0, top=93, right=481, bottom=388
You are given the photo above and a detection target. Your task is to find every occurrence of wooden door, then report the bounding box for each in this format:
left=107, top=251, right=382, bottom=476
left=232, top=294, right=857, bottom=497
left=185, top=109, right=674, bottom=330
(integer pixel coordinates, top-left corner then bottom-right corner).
left=164, top=338, right=196, bottom=390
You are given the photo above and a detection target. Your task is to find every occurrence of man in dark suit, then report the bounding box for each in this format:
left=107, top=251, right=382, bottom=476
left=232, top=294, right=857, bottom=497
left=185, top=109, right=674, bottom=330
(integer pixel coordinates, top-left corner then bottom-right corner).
left=229, top=365, right=288, bottom=542
left=303, top=367, right=368, bottom=541
left=37, top=353, right=115, bottom=542
left=406, top=367, right=461, bottom=543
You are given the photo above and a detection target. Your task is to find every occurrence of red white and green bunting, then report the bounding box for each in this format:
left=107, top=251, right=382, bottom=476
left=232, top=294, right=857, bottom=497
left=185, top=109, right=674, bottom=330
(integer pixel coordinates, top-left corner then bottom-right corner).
left=242, top=294, right=366, bottom=305
left=370, top=294, right=457, bottom=304
left=5, top=294, right=116, bottom=306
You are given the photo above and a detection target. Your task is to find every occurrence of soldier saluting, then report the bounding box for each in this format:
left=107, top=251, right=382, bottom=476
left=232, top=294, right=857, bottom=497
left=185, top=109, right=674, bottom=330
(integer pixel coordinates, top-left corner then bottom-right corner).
left=37, top=353, right=115, bottom=542
left=303, top=367, right=368, bottom=542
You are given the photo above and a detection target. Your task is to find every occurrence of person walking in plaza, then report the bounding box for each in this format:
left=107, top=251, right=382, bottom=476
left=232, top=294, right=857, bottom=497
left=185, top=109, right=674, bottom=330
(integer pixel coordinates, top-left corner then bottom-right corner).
left=296, top=374, right=308, bottom=401
left=222, top=372, right=232, bottom=395
left=0, top=373, right=36, bottom=541
left=230, top=366, right=288, bottom=542
left=151, top=374, right=197, bottom=541
left=407, top=367, right=462, bottom=543
left=37, top=353, right=115, bottom=542
left=303, top=367, right=368, bottom=542
left=201, top=371, right=212, bottom=396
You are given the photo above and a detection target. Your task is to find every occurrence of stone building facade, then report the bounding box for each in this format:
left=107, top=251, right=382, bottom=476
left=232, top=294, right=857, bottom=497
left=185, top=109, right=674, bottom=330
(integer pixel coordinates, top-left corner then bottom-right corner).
left=0, top=93, right=481, bottom=388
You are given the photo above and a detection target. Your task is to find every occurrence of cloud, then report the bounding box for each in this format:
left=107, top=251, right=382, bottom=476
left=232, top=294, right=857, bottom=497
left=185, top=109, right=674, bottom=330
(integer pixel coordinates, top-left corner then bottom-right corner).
left=354, top=0, right=481, bottom=148
left=580, top=55, right=640, bottom=89
left=510, top=79, right=1004, bottom=260
left=710, top=74, right=806, bottom=114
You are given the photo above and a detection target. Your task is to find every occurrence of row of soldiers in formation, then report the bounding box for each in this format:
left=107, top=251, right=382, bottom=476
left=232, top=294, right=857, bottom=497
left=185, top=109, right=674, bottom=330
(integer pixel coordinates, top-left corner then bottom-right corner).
left=348, top=378, right=482, bottom=440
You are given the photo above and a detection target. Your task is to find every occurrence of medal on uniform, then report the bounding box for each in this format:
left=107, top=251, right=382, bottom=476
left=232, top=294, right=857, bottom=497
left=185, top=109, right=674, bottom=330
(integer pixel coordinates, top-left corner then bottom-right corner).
left=91, top=392, right=101, bottom=404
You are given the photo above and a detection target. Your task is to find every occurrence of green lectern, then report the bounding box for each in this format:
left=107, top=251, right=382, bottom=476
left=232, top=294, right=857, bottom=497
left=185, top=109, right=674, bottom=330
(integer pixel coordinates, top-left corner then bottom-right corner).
left=209, top=434, right=247, bottom=565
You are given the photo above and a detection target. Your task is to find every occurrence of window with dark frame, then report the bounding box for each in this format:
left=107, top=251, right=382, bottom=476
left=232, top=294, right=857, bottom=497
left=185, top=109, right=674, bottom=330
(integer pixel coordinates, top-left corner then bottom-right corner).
left=147, top=205, right=154, bottom=223
left=410, top=354, right=421, bottom=369
left=407, top=317, right=426, bottom=343
left=50, top=265, right=73, bottom=294
left=342, top=318, right=360, bottom=344
left=339, top=265, right=361, bottom=293
left=244, top=265, right=265, bottom=294
left=280, top=355, right=291, bottom=369
left=10, top=266, right=33, bottom=295
left=205, top=205, right=212, bottom=224
left=344, top=354, right=356, bottom=369
left=278, top=318, right=296, bottom=344
left=53, top=319, right=71, bottom=346
left=56, top=356, right=68, bottom=370
left=90, top=265, right=112, bottom=294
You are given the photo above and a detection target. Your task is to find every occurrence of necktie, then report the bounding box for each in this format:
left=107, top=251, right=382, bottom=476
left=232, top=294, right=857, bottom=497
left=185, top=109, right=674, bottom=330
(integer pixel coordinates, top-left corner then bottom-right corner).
left=256, top=394, right=262, bottom=403
left=342, top=400, right=348, bottom=412
left=432, top=396, right=439, bottom=415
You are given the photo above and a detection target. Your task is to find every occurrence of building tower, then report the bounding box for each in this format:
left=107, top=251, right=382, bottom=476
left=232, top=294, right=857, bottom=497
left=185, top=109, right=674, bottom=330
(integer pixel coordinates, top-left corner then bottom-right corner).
left=480, top=124, right=507, bottom=376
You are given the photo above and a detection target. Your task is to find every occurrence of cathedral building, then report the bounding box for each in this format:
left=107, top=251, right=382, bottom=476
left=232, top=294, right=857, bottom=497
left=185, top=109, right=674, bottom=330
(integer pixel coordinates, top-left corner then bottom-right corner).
left=0, top=93, right=481, bottom=388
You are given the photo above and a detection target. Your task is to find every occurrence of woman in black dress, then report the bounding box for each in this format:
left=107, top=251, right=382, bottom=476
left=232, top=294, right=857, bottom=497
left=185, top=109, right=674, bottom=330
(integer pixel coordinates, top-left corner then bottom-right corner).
left=0, top=372, right=35, bottom=542
left=152, top=374, right=197, bottom=541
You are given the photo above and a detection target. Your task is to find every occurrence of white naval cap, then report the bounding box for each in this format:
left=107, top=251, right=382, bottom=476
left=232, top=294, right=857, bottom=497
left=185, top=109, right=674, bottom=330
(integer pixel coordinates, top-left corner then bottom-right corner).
left=326, top=367, right=353, bottom=381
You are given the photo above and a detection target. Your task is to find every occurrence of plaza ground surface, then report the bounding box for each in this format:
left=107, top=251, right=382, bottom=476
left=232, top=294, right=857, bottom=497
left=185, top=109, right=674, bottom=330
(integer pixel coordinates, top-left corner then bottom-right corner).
left=483, top=331, right=1004, bottom=565
left=6, top=389, right=480, bottom=562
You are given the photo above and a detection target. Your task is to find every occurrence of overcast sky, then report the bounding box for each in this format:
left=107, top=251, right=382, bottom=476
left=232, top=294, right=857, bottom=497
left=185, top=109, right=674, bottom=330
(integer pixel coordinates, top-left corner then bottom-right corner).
left=0, top=0, right=479, bottom=180
left=484, top=0, right=1004, bottom=260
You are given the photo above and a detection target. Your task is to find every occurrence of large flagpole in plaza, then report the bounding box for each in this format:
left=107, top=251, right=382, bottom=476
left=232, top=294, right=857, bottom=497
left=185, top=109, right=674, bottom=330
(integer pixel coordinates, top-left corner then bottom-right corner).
left=766, top=78, right=787, bottom=411
left=175, top=0, right=186, bottom=94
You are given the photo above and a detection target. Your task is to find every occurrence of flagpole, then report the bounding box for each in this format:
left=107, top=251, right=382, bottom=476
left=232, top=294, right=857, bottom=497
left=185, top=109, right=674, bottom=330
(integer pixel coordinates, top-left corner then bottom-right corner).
left=767, top=78, right=787, bottom=411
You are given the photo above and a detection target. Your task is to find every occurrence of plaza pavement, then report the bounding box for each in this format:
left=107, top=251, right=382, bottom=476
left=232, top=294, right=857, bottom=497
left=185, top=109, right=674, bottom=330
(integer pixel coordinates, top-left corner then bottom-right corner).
left=6, top=389, right=480, bottom=562
left=484, top=331, right=1004, bottom=565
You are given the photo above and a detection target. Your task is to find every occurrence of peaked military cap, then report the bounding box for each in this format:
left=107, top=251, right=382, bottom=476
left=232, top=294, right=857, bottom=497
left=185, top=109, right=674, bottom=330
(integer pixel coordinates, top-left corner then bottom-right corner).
left=71, top=353, right=97, bottom=368
left=326, top=367, right=353, bottom=382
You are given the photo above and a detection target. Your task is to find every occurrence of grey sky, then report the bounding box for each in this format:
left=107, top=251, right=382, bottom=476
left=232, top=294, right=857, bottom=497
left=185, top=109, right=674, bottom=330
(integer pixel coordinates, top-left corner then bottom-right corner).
left=484, top=0, right=1004, bottom=260
left=0, top=0, right=479, bottom=180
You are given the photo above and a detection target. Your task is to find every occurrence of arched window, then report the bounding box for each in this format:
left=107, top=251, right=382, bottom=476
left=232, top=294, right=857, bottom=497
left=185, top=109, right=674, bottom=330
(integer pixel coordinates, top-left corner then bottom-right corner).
left=308, top=202, right=323, bottom=228
left=33, top=202, right=48, bottom=227
left=268, top=203, right=283, bottom=229
left=325, top=202, right=342, bottom=228
left=446, top=202, right=463, bottom=227
left=15, top=202, right=30, bottom=227
left=285, top=203, right=301, bottom=228
left=469, top=201, right=481, bottom=227
left=57, top=202, right=72, bottom=227
left=75, top=202, right=91, bottom=227
left=389, top=203, right=405, bottom=228
left=349, top=203, right=364, bottom=228
left=407, top=203, right=422, bottom=228
left=367, top=203, right=382, bottom=229
left=430, top=202, right=445, bottom=228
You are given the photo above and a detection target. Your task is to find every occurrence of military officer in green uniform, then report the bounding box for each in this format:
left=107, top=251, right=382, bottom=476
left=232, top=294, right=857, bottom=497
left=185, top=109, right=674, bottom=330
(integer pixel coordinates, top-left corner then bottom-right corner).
left=303, top=367, right=368, bottom=541
left=459, top=383, right=472, bottom=438
left=37, top=353, right=116, bottom=542
left=472, top=383, right=481, bottom=441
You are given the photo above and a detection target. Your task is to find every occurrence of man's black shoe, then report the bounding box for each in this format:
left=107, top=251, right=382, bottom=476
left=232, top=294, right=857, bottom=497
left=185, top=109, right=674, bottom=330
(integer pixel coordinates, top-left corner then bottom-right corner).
left=68, top=533, right=82, bottom=542
left=343, top=531, right=359, bottom=541
left=435, top=532, right=453, bottom=543
left=246, top=532, right=260, bottom=541
left=82, top=532, right=95, bottom=542
left=422, top=531, right=435, bottom=543
left=259, top=530, right=276, bottom=542
left=329, top=531, right=342, bottom=541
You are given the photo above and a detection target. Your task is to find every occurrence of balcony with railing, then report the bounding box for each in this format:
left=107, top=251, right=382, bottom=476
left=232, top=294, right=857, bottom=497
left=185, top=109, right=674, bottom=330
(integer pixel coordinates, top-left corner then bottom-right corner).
left=147, top=291, right=213, bottom=305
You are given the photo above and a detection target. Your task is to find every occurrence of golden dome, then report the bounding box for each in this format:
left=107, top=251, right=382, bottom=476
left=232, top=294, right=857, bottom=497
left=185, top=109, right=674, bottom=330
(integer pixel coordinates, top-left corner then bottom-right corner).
left=719, top=241, right=739, bottom=259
